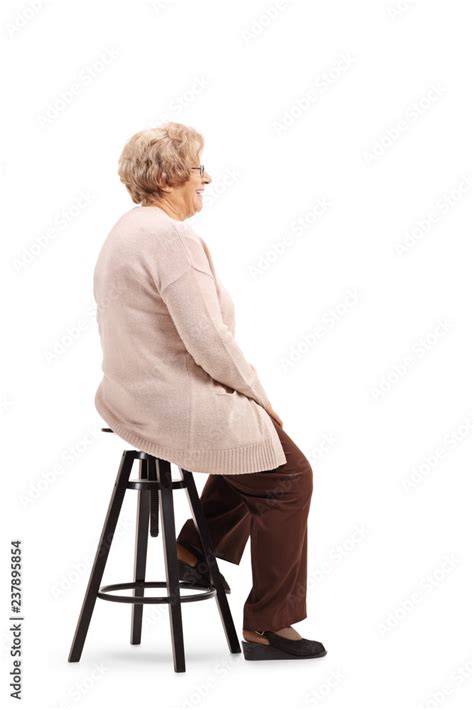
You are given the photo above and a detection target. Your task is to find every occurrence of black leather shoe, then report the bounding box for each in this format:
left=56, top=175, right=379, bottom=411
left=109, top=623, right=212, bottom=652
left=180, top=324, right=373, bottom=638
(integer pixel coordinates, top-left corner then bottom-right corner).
left=177, top=541, right=231, bottom=593
left=242, top=630, right=327, bottom=661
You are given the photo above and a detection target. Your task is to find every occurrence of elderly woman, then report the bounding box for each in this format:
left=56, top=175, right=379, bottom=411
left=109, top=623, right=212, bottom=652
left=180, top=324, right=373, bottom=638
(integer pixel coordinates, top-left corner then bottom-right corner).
left=93, top=122, right=326, bottom=661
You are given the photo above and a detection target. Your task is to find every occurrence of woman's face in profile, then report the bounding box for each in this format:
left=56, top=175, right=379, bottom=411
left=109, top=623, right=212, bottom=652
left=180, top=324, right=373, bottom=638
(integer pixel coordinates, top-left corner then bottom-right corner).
left=175, top=155, right=211, bottom=219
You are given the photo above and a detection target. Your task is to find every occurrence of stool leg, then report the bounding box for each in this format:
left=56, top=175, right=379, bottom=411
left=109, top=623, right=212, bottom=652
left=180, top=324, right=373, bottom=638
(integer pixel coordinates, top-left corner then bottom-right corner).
left=155, top=459, right=186, bottom=673
left=68, top=450, right=135, bottom=662
left=148, top=459, right=160, bottom=537
left=130, top=458, right=150, bottom=645
left=181, top=468, right=241, bottom=655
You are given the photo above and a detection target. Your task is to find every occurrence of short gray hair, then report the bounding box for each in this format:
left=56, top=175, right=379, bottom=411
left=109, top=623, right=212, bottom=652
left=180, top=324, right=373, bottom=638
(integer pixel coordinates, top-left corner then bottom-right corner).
left=117, top=122, right=204, bottom=204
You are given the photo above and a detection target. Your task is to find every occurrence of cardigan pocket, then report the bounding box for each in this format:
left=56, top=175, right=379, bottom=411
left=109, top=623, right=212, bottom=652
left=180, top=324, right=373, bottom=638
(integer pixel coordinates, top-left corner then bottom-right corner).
left=213, top=382, right=236, bottom=395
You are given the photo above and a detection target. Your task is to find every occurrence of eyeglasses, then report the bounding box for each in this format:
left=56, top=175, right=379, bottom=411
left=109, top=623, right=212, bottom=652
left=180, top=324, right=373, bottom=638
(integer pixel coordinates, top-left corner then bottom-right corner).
left=191, top=165, right=205, bottom=177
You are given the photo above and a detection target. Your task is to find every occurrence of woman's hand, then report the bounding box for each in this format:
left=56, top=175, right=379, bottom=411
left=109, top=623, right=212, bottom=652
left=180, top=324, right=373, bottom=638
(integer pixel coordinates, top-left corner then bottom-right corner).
left=265, top=403, right=284, bottom=428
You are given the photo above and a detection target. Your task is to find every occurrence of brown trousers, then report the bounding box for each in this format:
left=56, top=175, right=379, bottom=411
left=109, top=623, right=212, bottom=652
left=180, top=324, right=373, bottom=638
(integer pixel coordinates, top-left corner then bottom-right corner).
left=176, top=419, right=314, bottom=631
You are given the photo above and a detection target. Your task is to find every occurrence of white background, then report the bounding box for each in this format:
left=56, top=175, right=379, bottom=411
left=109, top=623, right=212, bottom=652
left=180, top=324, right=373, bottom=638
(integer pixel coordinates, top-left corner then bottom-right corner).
left=2, top=0, right=472, bottom=707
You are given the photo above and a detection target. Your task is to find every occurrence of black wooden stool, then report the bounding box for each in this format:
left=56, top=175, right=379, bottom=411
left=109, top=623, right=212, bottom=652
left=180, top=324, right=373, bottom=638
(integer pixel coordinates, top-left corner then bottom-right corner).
left=68, top=427, right=241, bottom=672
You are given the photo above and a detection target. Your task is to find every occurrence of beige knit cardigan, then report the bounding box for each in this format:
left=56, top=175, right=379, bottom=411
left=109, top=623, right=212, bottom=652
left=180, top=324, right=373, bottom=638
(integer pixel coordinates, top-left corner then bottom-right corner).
left=93, top=205, right=287, bottom=474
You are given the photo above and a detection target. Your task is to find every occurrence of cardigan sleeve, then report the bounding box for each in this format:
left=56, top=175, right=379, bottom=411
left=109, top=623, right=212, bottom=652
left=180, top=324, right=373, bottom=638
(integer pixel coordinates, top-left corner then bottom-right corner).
left=160, top=265, right=272, bottom=411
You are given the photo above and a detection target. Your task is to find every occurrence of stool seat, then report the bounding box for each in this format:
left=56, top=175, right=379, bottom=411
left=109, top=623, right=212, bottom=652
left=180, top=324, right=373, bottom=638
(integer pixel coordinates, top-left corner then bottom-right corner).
left=67, top=428, right=241, bottom=672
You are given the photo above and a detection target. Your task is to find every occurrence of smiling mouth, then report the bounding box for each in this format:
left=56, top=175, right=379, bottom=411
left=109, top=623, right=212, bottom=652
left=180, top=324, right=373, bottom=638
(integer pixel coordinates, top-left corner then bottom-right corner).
left=195, top=189, right=204, bottom=195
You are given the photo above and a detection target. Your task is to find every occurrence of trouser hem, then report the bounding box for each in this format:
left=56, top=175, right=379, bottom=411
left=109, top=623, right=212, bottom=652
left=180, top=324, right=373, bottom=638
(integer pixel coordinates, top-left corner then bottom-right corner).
left=242, top=611, right=308, bottom=632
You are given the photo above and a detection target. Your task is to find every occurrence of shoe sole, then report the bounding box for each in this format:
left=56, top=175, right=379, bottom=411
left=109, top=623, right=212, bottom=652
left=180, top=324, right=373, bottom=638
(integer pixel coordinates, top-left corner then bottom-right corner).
left=242, top=641, right=327, bottom=661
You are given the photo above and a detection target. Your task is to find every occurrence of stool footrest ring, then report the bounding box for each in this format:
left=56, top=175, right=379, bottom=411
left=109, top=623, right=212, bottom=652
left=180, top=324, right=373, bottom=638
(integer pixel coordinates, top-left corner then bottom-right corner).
left=98, top=580, right=216, bottom=604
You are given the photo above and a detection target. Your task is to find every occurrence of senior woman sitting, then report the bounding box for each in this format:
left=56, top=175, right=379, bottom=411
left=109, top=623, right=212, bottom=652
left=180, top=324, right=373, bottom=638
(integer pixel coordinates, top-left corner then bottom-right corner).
left=93, top=122, right=326, bottom=661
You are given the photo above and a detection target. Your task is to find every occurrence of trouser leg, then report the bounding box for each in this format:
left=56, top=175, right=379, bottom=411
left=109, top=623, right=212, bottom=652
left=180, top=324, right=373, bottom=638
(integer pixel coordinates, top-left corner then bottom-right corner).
left=176, top=474, right=251, bottom=564
left=221, top=423, right=313, bottom=631
left=177, top=420, right=314, bottom=632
